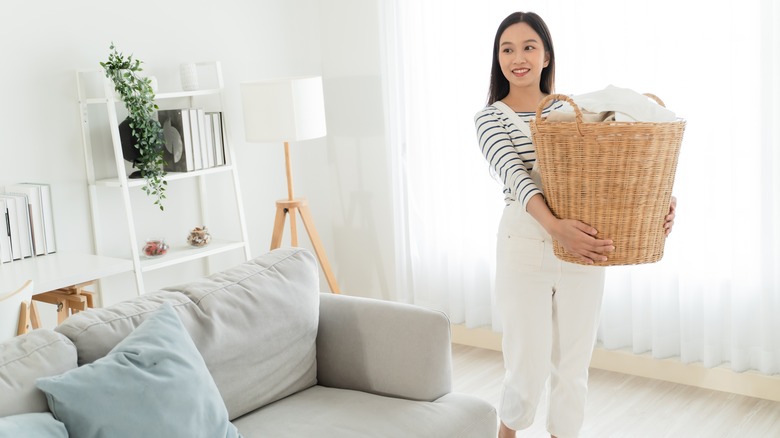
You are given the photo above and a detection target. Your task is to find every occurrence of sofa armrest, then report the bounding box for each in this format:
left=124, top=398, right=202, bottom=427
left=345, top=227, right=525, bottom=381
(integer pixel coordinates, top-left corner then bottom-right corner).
left=316, top=293, right=452, bottom=402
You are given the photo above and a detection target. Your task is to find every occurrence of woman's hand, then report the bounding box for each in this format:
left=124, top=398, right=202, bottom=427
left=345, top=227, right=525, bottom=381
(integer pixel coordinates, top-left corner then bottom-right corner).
left=526, top=194, right=614, bottom=264
left=664, top=196, right=677, bottom=236
left=550, top=219, right=614, bottom=265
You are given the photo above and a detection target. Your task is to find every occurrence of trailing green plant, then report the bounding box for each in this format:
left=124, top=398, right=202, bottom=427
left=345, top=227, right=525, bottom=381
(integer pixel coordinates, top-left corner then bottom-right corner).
left=100, top=43, right=167, bottom=210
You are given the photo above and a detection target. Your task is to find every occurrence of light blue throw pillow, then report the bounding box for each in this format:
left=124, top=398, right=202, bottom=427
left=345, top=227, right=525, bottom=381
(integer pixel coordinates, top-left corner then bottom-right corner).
left=0, top=412, right=68, bottom=438
left=36, top=303, right=241, bottom=438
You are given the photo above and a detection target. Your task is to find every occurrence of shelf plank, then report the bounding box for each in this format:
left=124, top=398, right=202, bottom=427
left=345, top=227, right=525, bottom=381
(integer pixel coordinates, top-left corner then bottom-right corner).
left=155, top=88, right=222, bottom=99
left=81, top=88, right=222, bottom=105
left=94, top=165, right=234, bottom=188
left=139, top=240, right=247, bottom=273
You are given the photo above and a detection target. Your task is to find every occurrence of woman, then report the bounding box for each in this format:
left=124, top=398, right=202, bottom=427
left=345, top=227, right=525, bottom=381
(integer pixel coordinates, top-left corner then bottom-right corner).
left=474, top=12, right=676, bottom=438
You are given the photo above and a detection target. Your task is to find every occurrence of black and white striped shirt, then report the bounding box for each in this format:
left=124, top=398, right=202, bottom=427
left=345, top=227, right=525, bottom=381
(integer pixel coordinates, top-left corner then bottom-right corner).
left=474, top=100, right=564, bottom=208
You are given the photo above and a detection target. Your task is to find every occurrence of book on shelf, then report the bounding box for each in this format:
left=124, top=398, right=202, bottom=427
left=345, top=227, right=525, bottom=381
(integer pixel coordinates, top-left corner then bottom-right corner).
left=31, top=183, right=56, bottom=254
left=203, top=112, right=215, bottom=168
left=207, top=112, right=226, bottom=166
left=0, top=193, right=33, bottom=258
left=4, top=183, right=56, bottom=256
left=0, top=199, right=13, bottom=263
left=0, top=195, right=21, bottom=260
left=196, top=109, right=213, bottom=169
left=188, top=109, right=204, bottom=170
left=159, top=109, right=195, bottom=172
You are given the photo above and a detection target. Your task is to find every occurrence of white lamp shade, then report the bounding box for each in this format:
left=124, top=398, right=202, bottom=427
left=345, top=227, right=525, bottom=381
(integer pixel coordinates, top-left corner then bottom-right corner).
left=240, top=76, right=327, bottom=143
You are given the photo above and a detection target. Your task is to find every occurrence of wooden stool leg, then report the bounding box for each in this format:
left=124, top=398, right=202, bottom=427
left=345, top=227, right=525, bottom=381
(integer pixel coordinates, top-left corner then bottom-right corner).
left=17, top=302, right=31, bottom=336
left=298, top=204, right=340, bottom=294
left=30, top=301, right=41, bottom=329
left=57, top=300, right=69, bottom=325
left=289, top=208, right=299, bottom=247
left=82, top=291, right=95, bottom=309
left=270, top=204, right=288, bottom=250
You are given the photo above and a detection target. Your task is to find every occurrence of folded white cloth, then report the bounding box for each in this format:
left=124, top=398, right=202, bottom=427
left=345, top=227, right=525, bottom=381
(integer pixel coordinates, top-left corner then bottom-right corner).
left=545, top=110, right=615, bottom=123
left=553, top=85, right=676, bottom=122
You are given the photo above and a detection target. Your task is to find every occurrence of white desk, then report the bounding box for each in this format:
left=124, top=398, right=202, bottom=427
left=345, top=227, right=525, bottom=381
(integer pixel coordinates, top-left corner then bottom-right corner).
left=0, top=253, right=132, bottom=295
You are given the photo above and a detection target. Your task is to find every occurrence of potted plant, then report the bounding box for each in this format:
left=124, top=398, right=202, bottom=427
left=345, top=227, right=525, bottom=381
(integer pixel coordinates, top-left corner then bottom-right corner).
left=100, top=43, right=167, bottom=210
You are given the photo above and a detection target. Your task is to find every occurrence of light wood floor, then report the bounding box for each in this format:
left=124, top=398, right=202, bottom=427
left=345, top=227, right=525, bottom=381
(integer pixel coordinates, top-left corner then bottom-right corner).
left=451, top=344, right=780, bottom=437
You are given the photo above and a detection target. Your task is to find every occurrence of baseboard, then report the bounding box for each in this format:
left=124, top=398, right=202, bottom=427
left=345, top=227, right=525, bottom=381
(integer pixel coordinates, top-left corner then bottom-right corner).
left=451, top=324, right=780, bottom=402
left=451, top=324, right=503, bottom=351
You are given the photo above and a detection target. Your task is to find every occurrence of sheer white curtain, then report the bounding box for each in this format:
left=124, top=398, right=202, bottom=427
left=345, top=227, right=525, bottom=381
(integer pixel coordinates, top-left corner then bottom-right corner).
left=382, top=0, right=780, bottom=374
left=380, top=0, right=504, bottom=328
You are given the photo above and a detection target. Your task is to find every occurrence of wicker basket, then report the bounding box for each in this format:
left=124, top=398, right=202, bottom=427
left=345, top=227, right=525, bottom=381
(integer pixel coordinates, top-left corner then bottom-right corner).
left=530, top=93, right=685, bottom=266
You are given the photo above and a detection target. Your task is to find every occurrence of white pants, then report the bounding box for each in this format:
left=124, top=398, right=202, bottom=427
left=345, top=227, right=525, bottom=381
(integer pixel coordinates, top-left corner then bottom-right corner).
left=495, top=201, right=605, bottom=438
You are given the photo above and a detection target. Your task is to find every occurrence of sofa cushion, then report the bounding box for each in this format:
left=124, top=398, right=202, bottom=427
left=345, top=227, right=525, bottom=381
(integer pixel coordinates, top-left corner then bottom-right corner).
left=0, top=330, right=77, bottom=417
left=232, top=385, right=498, bottom=438
left=0, top=413, right=68, bottom=438
left=54, top=290, right=196, bottom=365
left=162, top=247, right=321, bottom=419
left=55, top=248, right=320, bottom=420
left=36, top=303, right=240, bottom=438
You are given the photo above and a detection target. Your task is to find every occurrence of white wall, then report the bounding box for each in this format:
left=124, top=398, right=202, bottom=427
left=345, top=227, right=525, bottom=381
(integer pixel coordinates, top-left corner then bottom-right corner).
left=0, top=0, right=396, bottom=307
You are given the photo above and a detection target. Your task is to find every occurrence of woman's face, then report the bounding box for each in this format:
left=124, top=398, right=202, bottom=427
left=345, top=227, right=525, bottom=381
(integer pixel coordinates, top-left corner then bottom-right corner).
left=498, top=22, right=549, bottom=93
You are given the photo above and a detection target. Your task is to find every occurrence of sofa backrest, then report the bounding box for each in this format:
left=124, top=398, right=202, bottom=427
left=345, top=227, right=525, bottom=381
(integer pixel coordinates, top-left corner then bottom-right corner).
left=55, top=290, right=196, bottom=365
left=0, top=330, right=77, bottom=417
left=55, top=248, right=321, bottom=420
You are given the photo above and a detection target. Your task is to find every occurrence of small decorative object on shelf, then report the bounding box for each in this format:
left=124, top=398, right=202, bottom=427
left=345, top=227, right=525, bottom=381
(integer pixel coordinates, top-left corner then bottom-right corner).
left=187, top=226, right=211, bottom=247
left=179, top=63, right=199, bottom=91
left=142, top=238, right=169, bottom=258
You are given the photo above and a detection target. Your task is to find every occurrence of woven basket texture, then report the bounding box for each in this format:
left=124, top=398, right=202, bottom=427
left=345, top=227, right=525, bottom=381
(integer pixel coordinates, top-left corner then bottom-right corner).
left=530, top=93, right=685, bottom=266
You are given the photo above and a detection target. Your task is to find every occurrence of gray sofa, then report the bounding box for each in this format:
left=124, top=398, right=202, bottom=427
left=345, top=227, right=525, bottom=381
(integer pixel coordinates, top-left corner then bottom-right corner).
left=0, top=248, right=497, bottom=437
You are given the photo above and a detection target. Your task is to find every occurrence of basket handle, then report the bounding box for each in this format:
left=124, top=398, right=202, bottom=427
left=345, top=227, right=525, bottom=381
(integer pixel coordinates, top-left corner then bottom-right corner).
left=535, top=93, right=581, bottom=124
left=643, top=93, right=666, bottom=107
left=535, top=93, right=584, bottom=135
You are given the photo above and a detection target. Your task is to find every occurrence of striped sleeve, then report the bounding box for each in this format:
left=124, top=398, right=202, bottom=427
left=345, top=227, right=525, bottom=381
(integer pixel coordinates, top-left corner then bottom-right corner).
left=474, top=106, right=541, bottom=209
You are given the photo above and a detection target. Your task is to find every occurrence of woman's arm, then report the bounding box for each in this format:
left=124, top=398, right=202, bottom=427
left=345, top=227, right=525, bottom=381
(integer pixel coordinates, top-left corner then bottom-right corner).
left=474, top=108, right=541, bottom=208
left=525, top=194, right=614, bottom=264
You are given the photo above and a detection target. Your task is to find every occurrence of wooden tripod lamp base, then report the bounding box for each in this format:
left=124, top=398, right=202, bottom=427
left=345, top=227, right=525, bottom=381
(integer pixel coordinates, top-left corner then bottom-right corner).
left=270, top=198, right=340, bottom=294
left=239, top=77, right=336, bottom=292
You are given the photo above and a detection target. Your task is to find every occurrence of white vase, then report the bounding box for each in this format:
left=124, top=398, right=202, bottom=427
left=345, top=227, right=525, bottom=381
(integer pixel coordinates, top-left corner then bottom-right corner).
left=180, top=63, right=199, bottom=91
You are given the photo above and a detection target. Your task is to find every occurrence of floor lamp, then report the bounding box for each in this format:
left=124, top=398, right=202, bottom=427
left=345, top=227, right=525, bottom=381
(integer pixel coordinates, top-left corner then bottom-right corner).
left=240, top=76, right=340, bottom=293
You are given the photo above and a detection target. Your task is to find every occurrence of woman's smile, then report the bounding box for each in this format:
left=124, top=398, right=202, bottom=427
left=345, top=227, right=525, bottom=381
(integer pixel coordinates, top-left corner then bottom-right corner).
left=512, top=68, right=530, bottom=77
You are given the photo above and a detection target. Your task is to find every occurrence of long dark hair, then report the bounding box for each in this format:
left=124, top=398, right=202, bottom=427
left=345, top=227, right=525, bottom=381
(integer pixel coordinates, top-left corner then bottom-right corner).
left=487, top=12, right=556, bottom=104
